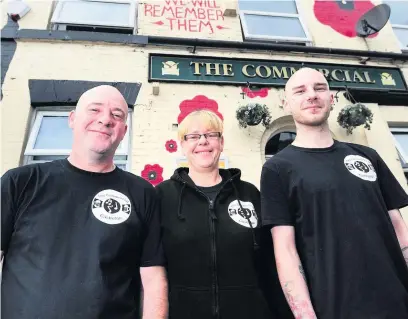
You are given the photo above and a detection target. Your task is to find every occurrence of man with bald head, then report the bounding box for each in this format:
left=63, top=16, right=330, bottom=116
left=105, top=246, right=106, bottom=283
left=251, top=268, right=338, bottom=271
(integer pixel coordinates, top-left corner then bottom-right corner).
left=260, top=68, right=408, bottom=318
left=1, top=85, right=168, bottom=319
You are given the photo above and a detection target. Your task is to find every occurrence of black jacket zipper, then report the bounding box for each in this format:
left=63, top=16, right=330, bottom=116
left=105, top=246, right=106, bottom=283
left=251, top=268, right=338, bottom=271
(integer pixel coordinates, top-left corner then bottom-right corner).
left=208, top=199, right=219, bottom=319
left=186, top=178, right=234, bottom=319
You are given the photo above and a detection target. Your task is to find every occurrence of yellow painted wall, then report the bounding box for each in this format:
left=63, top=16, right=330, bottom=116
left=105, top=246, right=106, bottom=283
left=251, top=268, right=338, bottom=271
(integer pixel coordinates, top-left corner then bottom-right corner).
left=1, top=1, right=407, bottom=222
left=1, top=0, right=53, bottom=29
left=2, top=41, right=406, bottom=186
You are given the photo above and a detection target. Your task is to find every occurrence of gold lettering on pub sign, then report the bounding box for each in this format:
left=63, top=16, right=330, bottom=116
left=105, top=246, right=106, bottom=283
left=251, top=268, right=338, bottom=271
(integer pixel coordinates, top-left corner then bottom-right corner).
left=240, top=64, right=376, bottom=85
left=190, top=62, right=234, bottom=76
left=190, top=62, right=204, bottom=75
left=188, top=61, right=378, bottom=85
left=353, top=71, right=365, bottom=83
left=222, top=64, right=234, bottom=77
left=206, top=63, right=221, bottom=76
left=363, top=71, right=375, bottom=83
left=242, top=64, right=256, bottom=78
left=331, top=69, right=345, bottom=81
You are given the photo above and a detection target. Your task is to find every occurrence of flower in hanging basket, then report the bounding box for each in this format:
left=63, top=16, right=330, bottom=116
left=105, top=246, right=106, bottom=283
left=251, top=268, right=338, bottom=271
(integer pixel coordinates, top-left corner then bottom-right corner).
left=337, top=103, right=373, bottom=135
left=236, top=103, right=271, bottom=129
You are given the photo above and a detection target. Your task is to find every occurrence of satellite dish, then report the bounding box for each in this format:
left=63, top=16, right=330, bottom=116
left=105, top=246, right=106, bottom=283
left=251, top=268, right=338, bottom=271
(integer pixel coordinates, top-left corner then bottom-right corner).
left=356, top=4, right=391, bottom=37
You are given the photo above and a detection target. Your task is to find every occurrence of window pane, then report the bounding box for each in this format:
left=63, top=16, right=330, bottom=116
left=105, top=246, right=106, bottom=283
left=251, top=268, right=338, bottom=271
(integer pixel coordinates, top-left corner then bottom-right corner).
left=244, top=14, right=306, bottom=38
left=34, top=116, right=73, bottom=149
left=239, top=0, right=297, bottom=14
left=393, top=132, right=408, bottom=160
left=385, top=1, right=408, bottom=25
left=56, top=0, right=131, bottom=26
left=394, top=27, right=408, bottom=49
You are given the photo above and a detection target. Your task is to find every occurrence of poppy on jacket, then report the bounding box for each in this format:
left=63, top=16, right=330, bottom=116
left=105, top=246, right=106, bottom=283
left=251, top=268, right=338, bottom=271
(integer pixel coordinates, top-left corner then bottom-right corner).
left=141, top=164, right=164, bottom=186
left=314, top=0, right=377, bottom=38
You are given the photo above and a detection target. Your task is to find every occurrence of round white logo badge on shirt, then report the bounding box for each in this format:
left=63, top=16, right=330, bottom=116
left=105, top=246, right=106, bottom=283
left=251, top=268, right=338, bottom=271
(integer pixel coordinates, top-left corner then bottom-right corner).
left=344, top=155, right=377, bottom=182
left=91, top=189, right=132, bottom=225
left=227, top=200, right=258, bottom=228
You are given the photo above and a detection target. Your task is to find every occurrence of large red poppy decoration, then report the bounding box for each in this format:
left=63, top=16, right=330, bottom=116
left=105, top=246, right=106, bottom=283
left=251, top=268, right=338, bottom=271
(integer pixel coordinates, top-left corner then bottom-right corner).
left=177, top=95, right=224, bottom=124
left=141, top=164, right=164, bottom=186
left=241, top=87, right=269, bottom=98
left=314, top=0, right=377, bottom=38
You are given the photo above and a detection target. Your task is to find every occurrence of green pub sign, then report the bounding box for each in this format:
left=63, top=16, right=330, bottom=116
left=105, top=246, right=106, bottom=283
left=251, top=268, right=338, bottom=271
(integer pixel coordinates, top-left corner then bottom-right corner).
left=149, top=54, right=407, bottom=91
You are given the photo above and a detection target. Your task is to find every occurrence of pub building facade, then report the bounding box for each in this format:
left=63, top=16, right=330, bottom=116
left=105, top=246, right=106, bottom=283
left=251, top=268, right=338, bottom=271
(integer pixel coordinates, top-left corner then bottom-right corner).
left=1, top=0, right=408, bottom=219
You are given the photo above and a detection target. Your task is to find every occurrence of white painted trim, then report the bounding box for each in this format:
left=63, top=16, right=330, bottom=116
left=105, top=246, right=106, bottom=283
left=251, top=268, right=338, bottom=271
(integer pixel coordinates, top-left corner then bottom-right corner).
left=241, top=10, right=300, bottom=18
left=51, top=0, right=137, bottom=29
left=393, top=24, right=408, bottom=29
left=390, top=128, right=408, bottom=133
left=390, top=127, right=408, bottom=164
left=389, top=25, right=408, bottom=51
left=24, top=111, right=72, bottom=156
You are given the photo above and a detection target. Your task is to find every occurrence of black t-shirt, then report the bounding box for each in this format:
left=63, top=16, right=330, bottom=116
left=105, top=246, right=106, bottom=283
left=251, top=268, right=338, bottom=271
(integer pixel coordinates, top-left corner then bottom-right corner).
left=196, top=178, right=224, bottom=201
left=261, top=141, right=408, bottom=319
left=1, top=159, right=164, bottom=319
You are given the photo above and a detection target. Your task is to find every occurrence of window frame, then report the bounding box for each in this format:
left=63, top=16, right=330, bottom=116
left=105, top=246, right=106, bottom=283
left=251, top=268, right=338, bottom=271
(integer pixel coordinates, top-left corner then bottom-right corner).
left=51, top=0, right=137, bottom=30
left=239, top=0, right=312, bottom=44
left=25, top=111, right=72, bottom=156
left=391, top=24, right=408, bottom=52
left=390, top=127, right=408, bottom=170
left=384, top=0, right=408, bottom=52
left=24, top=108, right=132, bottom=171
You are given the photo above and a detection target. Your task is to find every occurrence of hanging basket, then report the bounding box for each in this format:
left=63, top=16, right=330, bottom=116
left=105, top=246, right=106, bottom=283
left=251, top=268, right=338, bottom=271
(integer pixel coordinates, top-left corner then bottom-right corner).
left=236, top=103, right=271, bottom=129
left=337, top=103, right=373, bottom=135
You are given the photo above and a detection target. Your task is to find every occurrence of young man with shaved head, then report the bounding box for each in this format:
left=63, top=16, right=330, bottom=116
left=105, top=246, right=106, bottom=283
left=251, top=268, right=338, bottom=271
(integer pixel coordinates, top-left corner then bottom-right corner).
left=1, top=85, right=168, bottom=319
left=261, top=68, right=408, bottom=319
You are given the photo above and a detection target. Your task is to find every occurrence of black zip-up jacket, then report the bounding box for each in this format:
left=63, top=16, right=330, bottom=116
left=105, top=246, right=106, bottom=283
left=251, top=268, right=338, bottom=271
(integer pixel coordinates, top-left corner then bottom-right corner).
left=156, top=168, right=292, bottom=319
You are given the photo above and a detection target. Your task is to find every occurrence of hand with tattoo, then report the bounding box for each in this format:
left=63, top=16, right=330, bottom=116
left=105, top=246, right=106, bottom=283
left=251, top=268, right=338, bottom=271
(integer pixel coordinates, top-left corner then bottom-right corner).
left=283, top=282, right=317, bottom=319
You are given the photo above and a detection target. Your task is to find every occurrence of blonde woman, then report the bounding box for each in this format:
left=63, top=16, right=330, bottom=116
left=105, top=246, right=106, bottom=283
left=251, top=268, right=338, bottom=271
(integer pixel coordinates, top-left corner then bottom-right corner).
left=156, top=110, right=290, bottom=319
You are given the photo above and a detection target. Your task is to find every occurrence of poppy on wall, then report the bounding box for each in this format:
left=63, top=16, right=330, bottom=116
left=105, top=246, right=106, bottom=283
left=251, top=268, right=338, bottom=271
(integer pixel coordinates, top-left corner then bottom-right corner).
left=314, top=0, right=377, bottom=38
left=241, top=87, right=269, bottom=98
left=165, top=139, right=178, bottom=153
left=141, top=164, right=164, bottom=186
left=177, top=95, right=224, bottom=124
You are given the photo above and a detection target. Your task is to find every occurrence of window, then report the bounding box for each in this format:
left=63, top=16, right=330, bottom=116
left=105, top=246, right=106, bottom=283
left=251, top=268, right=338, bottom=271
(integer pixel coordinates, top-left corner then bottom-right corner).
left=390, top=127, right=408, bottom=183
left=51, top=0, right=137, bottom=34
left=265, top=131, right=296, bottom=160
left=384, top=0, right=408, bottom=51
left=238, top=0, right=311, bottom=44
left=24, top=110, right=131, bottom=171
